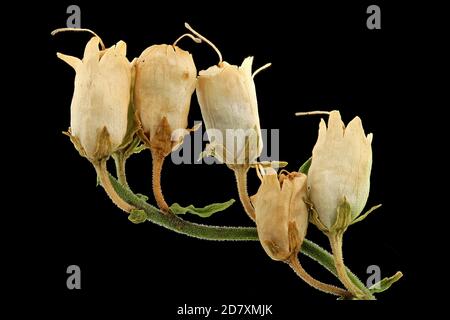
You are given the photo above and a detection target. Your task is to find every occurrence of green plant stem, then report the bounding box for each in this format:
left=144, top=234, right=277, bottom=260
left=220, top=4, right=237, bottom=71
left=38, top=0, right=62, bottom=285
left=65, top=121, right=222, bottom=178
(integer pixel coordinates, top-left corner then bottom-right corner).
left=113, top=153, right=129, bottom=188
left=110, top=172, right=256, bottom=240
left=300, top=240, right=371, bottom=298
left=329, top=233, right=375, bottom=300
left=107, top=172, right=369, bottom=294
left=94, top=160, right=134, bottom=213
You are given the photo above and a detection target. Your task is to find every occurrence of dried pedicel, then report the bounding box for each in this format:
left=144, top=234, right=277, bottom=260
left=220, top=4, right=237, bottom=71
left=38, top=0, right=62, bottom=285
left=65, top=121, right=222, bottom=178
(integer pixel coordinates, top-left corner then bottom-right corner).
left=57, top=36, right=131, bottom=161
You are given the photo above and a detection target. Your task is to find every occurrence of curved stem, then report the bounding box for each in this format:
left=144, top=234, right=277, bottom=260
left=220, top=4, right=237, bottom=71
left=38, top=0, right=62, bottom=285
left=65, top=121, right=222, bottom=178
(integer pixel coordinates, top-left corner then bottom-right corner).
left=150, top=150, right=170, bottom=213
left=301, top=240, right=371, bottom=297
left=329, top=233, right=374, bottom=300
left=94, top=160, right=134, bottom=213
left=288, top=254, right=351, bottom=298
left=113, top=153, right=129, bottom=188
left=232, top=166, right=256, bottom=221
left=106, top=172, right=370, bottom=293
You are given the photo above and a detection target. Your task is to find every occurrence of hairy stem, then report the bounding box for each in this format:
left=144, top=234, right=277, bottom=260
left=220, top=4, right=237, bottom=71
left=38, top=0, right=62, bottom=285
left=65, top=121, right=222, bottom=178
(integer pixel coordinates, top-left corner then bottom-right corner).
left=329, top=233, right=374, bottom=300
left=113, top=153, right=129, bottom=188
left=288, top=254, right=351, bottom=298
left=94, top=160, right=134, bottom=213
left=106, top=172, right=370, bottom=294
left=150, top=150, right=170, bottom=213
left=300, top=240, right=370, bottom=297
left=232, top=165, right=256, bottom=221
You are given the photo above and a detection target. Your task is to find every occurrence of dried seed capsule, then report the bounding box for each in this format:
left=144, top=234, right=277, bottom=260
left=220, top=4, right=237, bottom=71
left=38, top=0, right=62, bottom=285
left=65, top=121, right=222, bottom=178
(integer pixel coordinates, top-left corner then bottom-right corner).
left=308, top=110, right=373, bottom=230
left=252, top=167, right=309, bottom=261
left=196, top=57, right=264, bottom=164
left=186, top=23, right=270, bottom=165
left=134, top=43, right=197, bottom=154
left=57, top=36, right=131, bottom=160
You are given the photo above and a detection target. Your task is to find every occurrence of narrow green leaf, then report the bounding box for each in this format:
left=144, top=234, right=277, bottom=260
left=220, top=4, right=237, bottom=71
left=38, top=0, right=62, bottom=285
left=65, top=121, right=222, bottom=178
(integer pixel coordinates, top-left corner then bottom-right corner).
left=299, top=157, right=312, bottom=174
left=133, top=143, right=147, bottom=154
left=352, top=204, right=382, bottom=225
left=369, top=271, right=403, bottom=294
left=170, top=199, right=235, bottom=218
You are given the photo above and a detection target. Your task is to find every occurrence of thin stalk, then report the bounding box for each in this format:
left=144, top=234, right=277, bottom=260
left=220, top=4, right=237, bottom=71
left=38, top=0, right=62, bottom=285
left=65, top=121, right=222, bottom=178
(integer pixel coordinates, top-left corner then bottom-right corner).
left=106, top=172, right=371, bottom=294
left=288, top=254, right=352, bottom=298
left=232, top=166, right=256, bottom=221
left=301, top=240, right=372, bottom=298
left=113, top=153, right=129, bottom=188
left=150, top=150, right=170, bottom=213
left=329, top=233, right=375, bottom=300
left=94, top=160, right=134, bottom=213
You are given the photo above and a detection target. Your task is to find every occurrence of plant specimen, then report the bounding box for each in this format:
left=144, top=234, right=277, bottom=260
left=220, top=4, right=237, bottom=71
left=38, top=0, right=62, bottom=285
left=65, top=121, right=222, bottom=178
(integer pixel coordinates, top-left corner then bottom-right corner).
left=53, top=24, right=402, bottom=300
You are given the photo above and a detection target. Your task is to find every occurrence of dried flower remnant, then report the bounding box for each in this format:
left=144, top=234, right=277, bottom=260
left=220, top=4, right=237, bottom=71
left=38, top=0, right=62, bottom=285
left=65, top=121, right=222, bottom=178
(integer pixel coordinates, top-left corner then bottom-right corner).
left=134, top=33, right=201, bottom=212
left=252, top=167, right=350, bottom=298
left=186, top=23, right=270, bottom=221
left=54, top=28, right=134, bottom=213
left=53, top=25, right=402, bottom=301
left=57, top=36, right=131, bottom=161
left=308, top=110, right=373, bottom=230
left=307, top=110, right=379, bottom=299
left=252, top=167, right=308, bottom=260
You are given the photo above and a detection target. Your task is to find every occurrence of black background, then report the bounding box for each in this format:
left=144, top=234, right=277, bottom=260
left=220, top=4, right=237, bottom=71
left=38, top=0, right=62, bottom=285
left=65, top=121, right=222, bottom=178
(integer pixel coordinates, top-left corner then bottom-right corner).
left=7, top=0, right=442, bottom=316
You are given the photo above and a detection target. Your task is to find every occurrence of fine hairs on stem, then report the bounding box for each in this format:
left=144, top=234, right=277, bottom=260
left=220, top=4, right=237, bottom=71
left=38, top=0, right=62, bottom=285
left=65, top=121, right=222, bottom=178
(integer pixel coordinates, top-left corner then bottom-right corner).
left=51, top=28, right=106, bottom=50
left=112, top=153, right=129, bottom=189
left=232, top=165, right=256, bottom=222
left=151, top=150, right=170, bottom=213
left=288, top=254, right=351, bottom=298
left=329, top=233, right=372, bottom=299
left=105, top=169, right=374, bottom=293
left=94, top=159, right=134, bottom=213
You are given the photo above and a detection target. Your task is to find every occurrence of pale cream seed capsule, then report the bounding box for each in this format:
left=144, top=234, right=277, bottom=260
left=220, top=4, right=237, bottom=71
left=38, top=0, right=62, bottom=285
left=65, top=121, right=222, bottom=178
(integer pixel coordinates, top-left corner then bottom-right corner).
left=57, top=36, right=131, bottom=160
